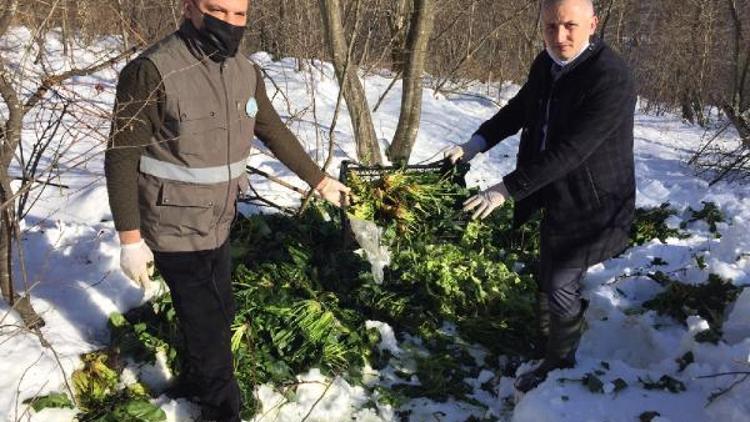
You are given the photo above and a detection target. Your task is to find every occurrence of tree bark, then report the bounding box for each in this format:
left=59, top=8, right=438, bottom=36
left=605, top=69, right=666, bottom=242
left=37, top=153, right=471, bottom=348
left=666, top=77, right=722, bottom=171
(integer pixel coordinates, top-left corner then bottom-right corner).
left=0, top=58, right=43, bottom=327
left=722, top=0, right=749, bottom=146
left=726, top=0, right=749, bottom=111
left=720, top=102, right=750, bottom=147
left=386, top=0, right=435, bottom=164
left=0, top=58, right=20, bottom=309
left=0, top=190, right=11, bottom=305
left=115, top=0, right=130, bottom=50
left=0, top=0, right=18, bottom=39
left=598, top=0, right=617, bottom=41
left=388, top=0, right=412, bottom=73
left=318, top=0, right=382, bottom=165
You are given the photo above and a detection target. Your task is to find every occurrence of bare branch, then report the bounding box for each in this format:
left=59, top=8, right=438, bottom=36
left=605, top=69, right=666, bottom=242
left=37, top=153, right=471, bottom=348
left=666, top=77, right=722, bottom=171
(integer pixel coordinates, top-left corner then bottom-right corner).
left=24, top=45, right=140, bottom=113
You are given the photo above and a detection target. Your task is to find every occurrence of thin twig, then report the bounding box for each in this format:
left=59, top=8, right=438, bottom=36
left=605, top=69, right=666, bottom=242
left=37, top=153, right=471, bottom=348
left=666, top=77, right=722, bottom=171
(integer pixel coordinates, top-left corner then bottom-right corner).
left=242, top=186, right=296, bottom=215
left=16, top=329, right=80, bottom=419
left=705, top=373, right=749, bottom=406
left=259, top=65, right=293, bottom=116
left=246, top=165, right=310, bottom=196
left=24, top=45, right=141, bottom=113
left=13, top=352, right=46, bottom=422
left=372, top=70, right=402, bottom=113
left=300, top=378, right=335, bottom=422
left=85, top=271, right=112, bottom=290
left=696, top=371, right=750, bottom=379
left=688, top=123, right=731, bottom=166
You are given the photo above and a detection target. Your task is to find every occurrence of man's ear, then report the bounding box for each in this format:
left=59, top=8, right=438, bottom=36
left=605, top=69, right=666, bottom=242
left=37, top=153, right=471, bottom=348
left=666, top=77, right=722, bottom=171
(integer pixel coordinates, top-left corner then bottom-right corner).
left=184, top=0, right=198, bottom=19
left=590, top=15, right=599, bottom=35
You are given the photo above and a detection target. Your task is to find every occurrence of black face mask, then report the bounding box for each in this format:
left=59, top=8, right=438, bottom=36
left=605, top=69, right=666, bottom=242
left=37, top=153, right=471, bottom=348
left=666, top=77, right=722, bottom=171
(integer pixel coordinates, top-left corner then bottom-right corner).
left=194, top=13, right=245, bottom=61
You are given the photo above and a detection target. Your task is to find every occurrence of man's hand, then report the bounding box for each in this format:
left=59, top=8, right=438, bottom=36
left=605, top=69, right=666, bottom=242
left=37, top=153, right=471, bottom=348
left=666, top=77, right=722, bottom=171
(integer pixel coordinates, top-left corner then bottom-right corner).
left=315, top=176, right=351, bottom=208
left=463, top=182, right=509, bottom=220
left=445, top=134, right=487, bottom=164
left=120, top=239, right=155, bottom=288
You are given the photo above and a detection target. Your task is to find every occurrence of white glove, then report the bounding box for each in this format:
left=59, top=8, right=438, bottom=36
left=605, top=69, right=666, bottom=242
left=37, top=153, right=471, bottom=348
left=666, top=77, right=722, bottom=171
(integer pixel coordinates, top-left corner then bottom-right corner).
left=445, top=134, right=487, bottom=164
left=315, top=176, right=351, bottom=208
left=120, top=240, right=155, bottom=288
left=463, top=182, right=509, bottom=220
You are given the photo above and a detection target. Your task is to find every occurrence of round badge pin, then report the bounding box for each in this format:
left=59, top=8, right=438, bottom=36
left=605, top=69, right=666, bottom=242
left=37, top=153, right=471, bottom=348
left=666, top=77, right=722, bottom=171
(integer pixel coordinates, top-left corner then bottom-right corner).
left=245, top=97, right=258, bottom=118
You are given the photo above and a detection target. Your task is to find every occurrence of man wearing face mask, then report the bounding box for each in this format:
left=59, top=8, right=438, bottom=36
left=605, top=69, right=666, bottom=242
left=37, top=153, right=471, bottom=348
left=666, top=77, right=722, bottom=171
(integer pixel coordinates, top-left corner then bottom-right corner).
left=446, top=0, right=636, bottom=393
left=105, top=0, right=349, bottom=419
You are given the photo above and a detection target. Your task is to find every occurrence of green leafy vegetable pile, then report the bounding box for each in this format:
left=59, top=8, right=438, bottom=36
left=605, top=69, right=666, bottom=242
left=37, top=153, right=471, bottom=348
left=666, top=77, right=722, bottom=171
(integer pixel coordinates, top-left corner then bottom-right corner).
left=31, top=169, right=737, bottom=418
left=208, top=164, right=541, bottom=416
left=346, top=164, right=472, bottom=241
left=643, top=273, right=741, bottom=342
left=630, top=202, right=688, bottom=246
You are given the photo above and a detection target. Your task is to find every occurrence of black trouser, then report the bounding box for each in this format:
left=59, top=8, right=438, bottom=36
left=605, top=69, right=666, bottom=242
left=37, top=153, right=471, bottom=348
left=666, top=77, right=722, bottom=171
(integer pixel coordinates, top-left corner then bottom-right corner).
left=538, top=260, right=587, bottom=320
left=533, top=258, right=587, bottom=361
left=154, top=241, right=241, bottom=422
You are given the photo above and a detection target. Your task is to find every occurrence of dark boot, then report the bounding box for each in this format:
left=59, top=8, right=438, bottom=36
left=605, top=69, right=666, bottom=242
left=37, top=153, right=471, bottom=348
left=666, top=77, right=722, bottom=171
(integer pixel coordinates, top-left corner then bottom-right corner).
left=163, top=371, right=199, bottom=401
left=515, top=304, right=586, bottom=393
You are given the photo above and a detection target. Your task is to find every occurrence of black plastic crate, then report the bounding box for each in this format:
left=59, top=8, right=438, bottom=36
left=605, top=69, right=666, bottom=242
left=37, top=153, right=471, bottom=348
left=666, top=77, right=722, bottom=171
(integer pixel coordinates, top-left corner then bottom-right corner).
left=339, top=158, right=471, bottom=241
left=339, top=159, right=467, bottom=186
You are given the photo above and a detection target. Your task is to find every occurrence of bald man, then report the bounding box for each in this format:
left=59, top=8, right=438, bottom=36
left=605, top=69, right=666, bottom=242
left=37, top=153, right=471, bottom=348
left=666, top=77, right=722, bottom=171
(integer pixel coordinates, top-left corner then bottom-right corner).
left=448, top=0, right=636, bottom=392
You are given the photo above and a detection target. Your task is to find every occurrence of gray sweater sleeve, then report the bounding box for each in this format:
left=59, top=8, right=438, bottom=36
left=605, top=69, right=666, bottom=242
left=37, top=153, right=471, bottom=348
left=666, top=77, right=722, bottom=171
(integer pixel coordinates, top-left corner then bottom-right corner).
left=104, top=59, right=164, bottom=231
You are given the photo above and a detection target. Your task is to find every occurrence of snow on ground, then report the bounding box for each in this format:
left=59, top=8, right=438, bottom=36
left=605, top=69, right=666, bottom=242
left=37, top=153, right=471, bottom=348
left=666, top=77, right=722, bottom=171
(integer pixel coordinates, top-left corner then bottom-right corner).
left=1, top=29, right=749, bottom=421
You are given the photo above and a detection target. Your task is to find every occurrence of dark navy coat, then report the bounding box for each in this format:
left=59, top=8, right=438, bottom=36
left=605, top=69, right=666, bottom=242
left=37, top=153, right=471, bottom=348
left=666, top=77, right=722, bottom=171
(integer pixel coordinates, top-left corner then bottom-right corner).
left=476, top=40, right=637, bottom=267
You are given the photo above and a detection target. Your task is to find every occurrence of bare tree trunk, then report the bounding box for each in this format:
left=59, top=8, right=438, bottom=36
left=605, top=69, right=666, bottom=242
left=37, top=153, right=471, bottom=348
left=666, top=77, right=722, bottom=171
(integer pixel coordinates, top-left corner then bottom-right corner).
left=318, top=0, right=382, bottom=165
left=387, top=0, right=435, bottom=164
left=726, top=0, right=749, bottom=110
left=0, top=183, right=12, bottom=305
left=61, top=0, right=70, bottom=58
left=0, top=173, right=42, bottom=327
left=388, top=0, right=411, bottom=73
left=0, top=47, right=19, bottom=315
left=278, top=1, right=288, bottom=59
left=0, top=56, right=42, bottom=327
left=0, top=1, right=17, bottom=309
left=115, top=0, right=130, bottom=50
left=724, top=0, right=749, bottom=146
left=598, top=0, right=617, bottom=41
left=720, top=102, right=750, bottom=146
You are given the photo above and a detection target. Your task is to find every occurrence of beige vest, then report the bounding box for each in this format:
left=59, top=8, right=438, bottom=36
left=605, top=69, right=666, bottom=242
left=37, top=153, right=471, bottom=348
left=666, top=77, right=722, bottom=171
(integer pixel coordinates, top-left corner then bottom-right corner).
left=137, top=31, right=257, bottom=252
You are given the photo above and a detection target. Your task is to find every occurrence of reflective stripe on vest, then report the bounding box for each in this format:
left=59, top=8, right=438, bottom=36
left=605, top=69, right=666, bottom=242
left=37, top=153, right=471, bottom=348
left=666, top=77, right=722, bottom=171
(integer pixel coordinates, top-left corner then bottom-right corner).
left=139, top=155, right=246, bottom=184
